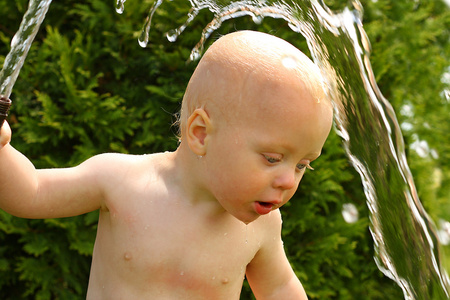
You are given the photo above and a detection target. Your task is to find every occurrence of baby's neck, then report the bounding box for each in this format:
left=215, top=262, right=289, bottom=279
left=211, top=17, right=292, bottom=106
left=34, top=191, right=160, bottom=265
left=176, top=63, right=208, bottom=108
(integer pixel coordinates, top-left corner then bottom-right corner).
left=171, top=145, right=225, bottom=215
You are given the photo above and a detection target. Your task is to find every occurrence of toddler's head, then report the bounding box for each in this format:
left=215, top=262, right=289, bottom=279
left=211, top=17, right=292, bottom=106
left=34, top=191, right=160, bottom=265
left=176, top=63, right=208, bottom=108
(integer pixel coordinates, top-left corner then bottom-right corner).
left=178, top=30, right=333, bottom=223
left=179, top=30, right=329, bottom=137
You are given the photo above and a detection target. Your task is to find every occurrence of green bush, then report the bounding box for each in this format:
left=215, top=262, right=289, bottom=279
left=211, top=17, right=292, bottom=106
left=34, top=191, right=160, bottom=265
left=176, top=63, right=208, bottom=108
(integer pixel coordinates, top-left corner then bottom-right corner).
left=0, top=0, right=448, bottom=298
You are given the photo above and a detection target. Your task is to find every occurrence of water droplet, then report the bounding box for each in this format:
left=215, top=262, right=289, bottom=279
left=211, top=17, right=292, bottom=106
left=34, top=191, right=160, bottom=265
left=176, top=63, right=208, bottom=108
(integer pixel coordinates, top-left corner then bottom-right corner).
left=138, top=0, right=164, bottom=48
left=189, top=48, right=202, bottom=62
left=245, top=225, right=248, bottom=244
left=342, top=203, right=359, bottom=223
left=251, top=14, right=263, bottom=24
left=166, top=29, right=179, bottom=42
left=138, top=31, right=149, bottom=48
left=115, top=0, right=126, bottom=14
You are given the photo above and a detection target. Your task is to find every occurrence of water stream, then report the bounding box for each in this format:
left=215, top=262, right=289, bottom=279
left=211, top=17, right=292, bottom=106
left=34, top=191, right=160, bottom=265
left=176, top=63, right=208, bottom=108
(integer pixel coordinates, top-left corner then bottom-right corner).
left=0, top=0, right=52, bottom=128
left=1, top=0, right=449, bottom=299
left=0, top=0, right=52, bottom=98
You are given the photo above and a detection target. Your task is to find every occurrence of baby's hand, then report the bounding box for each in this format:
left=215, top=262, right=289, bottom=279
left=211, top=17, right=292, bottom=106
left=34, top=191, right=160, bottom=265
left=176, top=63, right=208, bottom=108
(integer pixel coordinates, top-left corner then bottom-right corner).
left=0, top=121, right=12, bottom=150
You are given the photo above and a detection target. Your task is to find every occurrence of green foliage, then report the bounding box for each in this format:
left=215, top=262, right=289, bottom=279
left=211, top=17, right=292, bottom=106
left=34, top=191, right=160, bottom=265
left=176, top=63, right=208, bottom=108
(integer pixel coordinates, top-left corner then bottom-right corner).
left=0, top=210, right=95, bottom=299
left=0, top=0, right=448, bottom=299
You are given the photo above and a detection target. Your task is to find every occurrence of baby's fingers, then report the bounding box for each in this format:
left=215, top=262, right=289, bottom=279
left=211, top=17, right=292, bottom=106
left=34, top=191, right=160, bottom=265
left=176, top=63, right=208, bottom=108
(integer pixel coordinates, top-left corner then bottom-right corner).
left=0, top=121, right=12, bottom=149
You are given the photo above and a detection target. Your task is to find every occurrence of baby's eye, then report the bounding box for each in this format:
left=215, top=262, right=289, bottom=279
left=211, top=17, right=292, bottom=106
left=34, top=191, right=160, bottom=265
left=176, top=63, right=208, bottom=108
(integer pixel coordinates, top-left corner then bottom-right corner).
left=263, top=154, right=281, bottom=164
left=296, top=163, right=314, bottom=171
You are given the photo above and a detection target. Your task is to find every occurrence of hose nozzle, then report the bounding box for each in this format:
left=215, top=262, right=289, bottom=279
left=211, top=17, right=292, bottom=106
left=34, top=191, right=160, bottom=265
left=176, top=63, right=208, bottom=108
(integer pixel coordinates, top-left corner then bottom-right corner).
left=0, top=95, right=12, bottom=129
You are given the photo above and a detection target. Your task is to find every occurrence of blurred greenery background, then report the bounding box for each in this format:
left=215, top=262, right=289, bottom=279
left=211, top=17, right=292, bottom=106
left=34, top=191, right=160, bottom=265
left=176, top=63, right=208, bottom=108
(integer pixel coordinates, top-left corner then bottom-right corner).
left=0, top=0, right=448, bottom=299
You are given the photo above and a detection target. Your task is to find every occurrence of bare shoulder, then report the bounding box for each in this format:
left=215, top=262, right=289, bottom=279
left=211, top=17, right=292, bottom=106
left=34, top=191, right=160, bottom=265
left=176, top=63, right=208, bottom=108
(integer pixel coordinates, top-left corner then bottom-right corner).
left=255, top=209, right=284, bottom=242
left=247, top=209, right=285, bottom=273
left=86, top=152, right=151, bottom=166
left=87, top=151, right=173, bottom=210
left=85, top=152, right=164, bottom=175
left=248, top=210, right=284, bottom=257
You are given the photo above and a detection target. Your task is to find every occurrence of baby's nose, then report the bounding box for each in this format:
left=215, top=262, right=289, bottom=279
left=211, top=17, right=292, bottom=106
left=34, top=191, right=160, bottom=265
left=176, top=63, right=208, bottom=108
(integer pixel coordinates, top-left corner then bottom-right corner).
left=272, top=170, right=297, bottom=191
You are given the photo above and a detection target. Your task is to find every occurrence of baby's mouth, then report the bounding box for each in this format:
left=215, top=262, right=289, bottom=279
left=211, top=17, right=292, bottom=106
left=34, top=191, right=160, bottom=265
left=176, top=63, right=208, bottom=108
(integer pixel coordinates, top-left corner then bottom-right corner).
left=258, top=202, right=273, bottom=208
left=254, top=201, right=275, bottom=215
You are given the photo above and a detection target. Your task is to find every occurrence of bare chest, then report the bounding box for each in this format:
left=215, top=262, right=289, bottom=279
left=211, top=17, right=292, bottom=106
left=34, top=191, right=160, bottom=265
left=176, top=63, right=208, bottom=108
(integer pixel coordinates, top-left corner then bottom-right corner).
left=90, top=196, right=263, bottom=299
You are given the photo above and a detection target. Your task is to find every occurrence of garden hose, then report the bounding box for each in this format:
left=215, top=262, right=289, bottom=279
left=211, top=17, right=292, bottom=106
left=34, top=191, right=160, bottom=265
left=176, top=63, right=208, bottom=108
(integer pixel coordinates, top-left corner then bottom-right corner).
left=0, top=95, right=12, bottom=129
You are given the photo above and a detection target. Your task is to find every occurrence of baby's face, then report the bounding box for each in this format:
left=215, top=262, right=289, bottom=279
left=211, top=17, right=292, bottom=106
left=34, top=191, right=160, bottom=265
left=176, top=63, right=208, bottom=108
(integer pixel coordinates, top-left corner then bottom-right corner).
left=202, top=72, right=333, bottom=224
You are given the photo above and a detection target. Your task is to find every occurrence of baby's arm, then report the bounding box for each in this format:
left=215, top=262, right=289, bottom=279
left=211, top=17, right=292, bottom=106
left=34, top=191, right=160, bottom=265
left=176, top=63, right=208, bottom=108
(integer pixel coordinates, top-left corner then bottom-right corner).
left=246, top=211, right=308, bottom=300
left=0, top=121, right=105, bottom=219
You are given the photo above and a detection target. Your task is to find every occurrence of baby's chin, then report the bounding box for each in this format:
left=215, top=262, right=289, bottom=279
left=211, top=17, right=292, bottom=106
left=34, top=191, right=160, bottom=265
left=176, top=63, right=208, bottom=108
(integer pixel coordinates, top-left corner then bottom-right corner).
left=241, top=219, right=255, bottom=225
left=230, top=211, right=261, bottom=225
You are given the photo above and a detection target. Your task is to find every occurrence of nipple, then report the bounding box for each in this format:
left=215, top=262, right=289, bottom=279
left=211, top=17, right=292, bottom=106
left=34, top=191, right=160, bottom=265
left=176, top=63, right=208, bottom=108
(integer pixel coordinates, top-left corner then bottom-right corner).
left=124, top=252, right=132, bottom=261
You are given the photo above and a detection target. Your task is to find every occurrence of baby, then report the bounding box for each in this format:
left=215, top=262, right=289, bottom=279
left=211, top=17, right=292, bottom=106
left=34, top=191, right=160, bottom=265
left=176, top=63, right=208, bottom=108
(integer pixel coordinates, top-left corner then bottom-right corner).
left=0, top=30, right=333, bottom=299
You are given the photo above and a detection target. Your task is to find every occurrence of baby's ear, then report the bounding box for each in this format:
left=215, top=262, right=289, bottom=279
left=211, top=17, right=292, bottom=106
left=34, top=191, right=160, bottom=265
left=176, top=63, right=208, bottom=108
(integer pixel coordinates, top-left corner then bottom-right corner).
left=186, top=108, right=212, bottom=156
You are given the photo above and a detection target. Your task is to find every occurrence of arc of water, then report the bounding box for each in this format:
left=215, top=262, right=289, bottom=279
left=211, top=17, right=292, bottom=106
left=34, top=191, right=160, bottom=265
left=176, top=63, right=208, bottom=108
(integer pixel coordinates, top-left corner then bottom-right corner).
left=0, top=0, right=53, bottom=128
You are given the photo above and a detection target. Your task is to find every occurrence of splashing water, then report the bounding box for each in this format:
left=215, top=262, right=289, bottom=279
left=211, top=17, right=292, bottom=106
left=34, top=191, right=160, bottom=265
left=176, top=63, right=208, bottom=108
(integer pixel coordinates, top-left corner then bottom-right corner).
left=130, top=0, right=450, bottom=299
left=0, top=0, right=52, bottom=99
